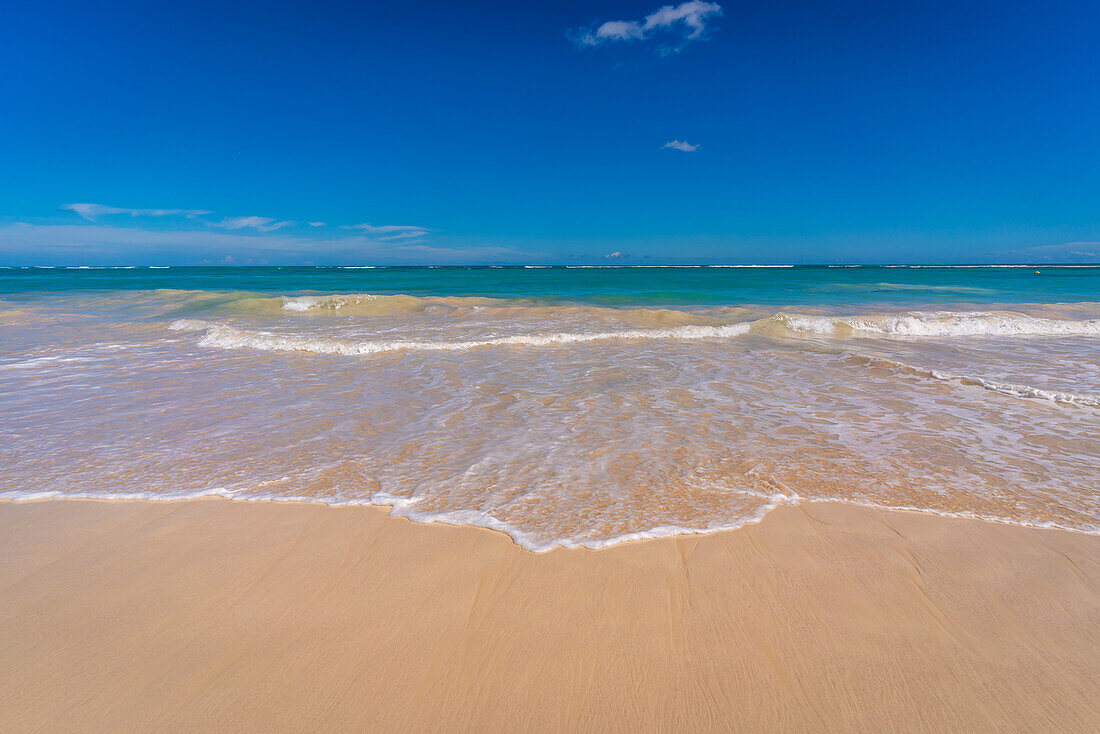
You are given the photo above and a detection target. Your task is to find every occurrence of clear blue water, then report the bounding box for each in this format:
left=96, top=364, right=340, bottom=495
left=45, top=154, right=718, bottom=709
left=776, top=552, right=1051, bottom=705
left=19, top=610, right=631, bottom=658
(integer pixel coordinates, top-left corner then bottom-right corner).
left=2, top=265, right=1098, bottom=550
left=2, top=265, right=1098, bottom=307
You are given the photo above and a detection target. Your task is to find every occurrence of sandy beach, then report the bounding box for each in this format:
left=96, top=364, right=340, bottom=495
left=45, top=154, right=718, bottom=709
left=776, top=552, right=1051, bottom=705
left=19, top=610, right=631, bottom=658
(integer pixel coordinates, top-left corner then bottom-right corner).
left=0, top=499, right=1097, bottom=732
left=7, top=0, right=1100, bottom=729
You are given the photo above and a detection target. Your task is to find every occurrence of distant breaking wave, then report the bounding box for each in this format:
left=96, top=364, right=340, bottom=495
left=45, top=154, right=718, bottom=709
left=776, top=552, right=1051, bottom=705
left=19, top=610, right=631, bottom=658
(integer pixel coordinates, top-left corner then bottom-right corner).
left=169, top=319, right=753, bottom=355
left=170, top=304, right=1100, bottom=357
left=275, top=294, right=1100, bottom=336
left=774, top=311, right=1100, bottom=337
left=280, top=293, right=418, bottom=312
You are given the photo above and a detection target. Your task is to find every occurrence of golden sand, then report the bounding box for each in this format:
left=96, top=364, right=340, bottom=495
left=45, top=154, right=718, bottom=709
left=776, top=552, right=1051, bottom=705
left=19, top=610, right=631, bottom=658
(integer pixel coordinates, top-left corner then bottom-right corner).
left=0, top=499, right=1097, bottom=732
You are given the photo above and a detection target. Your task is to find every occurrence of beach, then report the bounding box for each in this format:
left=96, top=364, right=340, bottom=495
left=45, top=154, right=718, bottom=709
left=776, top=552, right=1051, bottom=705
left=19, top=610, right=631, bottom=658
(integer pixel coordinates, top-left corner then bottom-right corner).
left=2, top=266, right=1098, bottom=730
left=7, top=0, right=1100, bottom=727
left=1, top=498, right=1097, bottom=732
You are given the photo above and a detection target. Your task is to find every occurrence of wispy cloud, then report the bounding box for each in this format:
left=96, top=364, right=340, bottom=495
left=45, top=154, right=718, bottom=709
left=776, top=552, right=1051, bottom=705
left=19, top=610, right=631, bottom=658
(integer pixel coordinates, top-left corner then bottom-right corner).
left=58, top=204, right=423, bottom=239
left=373, top=230, right=427, bottom=241
left=62, top=203, right=212, bottom=222
left=211, top=216, right=295, bottom=232
left=40, top=203, right=450, bottom=258
left=663, top=140, right=699, bottom=152
left=570, top=2, right=722, bottom=51
left=342, top=223, right=429, bottom=242
left=1004, top=241, right=1100, bottom=261
left=342, top=223, right=426, bottom=234
left=0, top=222, right=522, bottom=266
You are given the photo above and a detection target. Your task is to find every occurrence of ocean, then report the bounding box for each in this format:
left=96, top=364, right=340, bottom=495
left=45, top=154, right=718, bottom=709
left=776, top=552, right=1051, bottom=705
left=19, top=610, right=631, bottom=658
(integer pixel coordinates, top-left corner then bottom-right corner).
left=1, top=265, right=1098, bottom=551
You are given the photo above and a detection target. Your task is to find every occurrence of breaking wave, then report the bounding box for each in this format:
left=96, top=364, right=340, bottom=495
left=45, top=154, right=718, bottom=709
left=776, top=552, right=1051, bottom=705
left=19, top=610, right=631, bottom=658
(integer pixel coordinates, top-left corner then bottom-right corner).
left=775, top=311, right=1100, bottom=337
left=169, top=300, right=1100, bottom=359
left=846, top=354, right=1100, bottom=407
left=170, top=319, right=753, bottom=355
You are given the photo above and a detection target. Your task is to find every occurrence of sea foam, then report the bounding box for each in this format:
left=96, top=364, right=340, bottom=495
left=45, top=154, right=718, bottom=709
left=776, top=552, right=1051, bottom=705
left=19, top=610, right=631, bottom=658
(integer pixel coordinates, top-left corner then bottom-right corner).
left=847, top=354, right=1100, bottom=407
left=777, top=311, right=1100, bottom=337
left=170, top=319, right=753, bottom=355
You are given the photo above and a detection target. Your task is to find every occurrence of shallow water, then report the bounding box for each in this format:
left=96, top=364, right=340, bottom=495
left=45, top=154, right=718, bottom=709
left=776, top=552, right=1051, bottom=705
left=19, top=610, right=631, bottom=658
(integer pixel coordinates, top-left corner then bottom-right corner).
left=2, top=266, right=1098, bottom=550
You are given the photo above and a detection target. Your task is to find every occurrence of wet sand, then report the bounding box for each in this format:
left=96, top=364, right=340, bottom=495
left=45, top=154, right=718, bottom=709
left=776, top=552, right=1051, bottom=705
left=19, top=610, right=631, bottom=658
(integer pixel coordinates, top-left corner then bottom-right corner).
left=0, top=499, right=1097, bottom=732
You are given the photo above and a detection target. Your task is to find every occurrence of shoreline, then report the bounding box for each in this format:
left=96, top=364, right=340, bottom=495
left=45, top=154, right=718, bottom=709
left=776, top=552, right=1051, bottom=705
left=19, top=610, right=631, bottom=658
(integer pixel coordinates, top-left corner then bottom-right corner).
left=3, top=494, right=1098, bottom=553
left=1, top=497, right=1098, bottom=731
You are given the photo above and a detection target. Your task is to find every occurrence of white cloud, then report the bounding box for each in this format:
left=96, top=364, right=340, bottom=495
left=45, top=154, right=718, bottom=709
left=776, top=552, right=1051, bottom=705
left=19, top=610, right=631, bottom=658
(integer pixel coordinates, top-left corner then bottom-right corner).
left=342, top=223, right=427, bottom=234
left=211, top=216, right=295, bottom=232
left=0, top=222, right=523, bottom=265
left=1006, top=241, right=1100, bottom=261
left=2, top=223, right=302, bottom=251
left=19, top=205, right=476, bottom=263
left=373, top=230, right=427, bottom=242
left=663, top=140, right=699, bottom=152
left=59, top=204, right=423, bottom=242
left=606, top=251, right=625, bottom=259
left=342, top=223, right=429, bottom=242
left=62, top=203, right=212, bottom=222
left=593, top=21, right=645, bottom=42
left=572, top=2, right=722, bottom=49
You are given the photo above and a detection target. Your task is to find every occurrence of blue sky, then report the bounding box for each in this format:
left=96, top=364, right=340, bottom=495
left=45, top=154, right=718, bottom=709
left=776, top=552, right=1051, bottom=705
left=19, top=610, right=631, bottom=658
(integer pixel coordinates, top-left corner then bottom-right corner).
left=1, top=0, right=1098, bottom=265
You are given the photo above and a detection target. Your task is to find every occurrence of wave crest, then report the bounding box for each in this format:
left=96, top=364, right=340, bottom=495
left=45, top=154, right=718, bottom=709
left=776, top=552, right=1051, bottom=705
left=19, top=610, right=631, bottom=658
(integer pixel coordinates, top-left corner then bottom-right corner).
left=169, top=319, right=753, bottom=355
left=775, top=311, right=1100, bottom=337
left=847, top=354, right=1100, bottom=407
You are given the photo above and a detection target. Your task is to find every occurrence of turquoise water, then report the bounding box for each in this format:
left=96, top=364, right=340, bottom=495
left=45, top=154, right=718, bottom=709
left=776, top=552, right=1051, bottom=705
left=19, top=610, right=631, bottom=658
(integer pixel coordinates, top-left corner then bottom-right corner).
left=2, top=265, right=1098, bottom=550
left=2, top=265, right=1098, bottom=307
